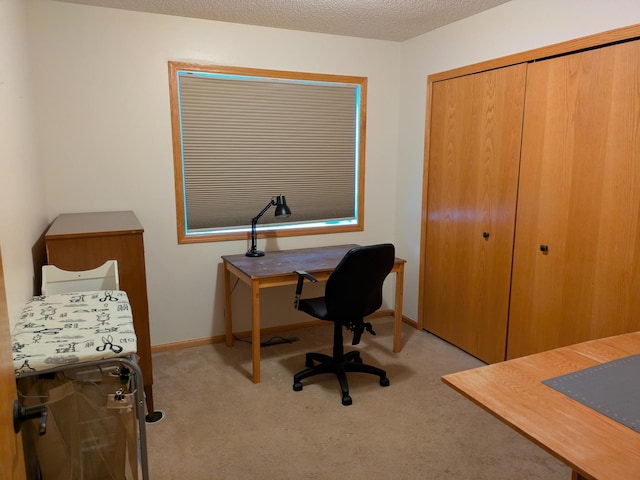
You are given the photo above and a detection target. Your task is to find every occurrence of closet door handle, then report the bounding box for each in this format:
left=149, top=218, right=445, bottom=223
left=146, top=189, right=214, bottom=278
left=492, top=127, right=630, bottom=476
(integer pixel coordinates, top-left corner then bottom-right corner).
left=540, top=244, right=549, bottom=254
left=482, top=232, right=490, bottom=240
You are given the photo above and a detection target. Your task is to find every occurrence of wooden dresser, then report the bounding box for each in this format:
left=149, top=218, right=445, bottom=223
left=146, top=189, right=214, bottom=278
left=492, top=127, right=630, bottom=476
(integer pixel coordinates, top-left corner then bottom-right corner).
left=45, top=211, right=157, bottom=421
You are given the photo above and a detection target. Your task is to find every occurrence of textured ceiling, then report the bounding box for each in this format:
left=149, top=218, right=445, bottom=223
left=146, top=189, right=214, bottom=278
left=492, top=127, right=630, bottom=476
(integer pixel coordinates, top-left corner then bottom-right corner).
left=52, top=0, right=511, bottom=42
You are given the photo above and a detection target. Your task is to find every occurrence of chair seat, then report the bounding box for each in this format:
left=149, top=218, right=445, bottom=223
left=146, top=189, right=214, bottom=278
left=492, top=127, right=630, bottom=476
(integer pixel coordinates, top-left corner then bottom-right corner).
left=298, top=297, right=329, bottom=320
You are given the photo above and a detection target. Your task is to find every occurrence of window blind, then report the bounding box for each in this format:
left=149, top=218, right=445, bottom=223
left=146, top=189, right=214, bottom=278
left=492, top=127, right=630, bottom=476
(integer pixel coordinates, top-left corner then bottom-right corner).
left=177, top=71, right=360, bottom=232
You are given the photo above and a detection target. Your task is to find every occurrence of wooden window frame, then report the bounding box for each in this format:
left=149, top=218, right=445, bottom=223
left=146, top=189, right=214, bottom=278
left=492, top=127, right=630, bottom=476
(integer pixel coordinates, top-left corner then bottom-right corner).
left=168, top=61, right=367, bottom=244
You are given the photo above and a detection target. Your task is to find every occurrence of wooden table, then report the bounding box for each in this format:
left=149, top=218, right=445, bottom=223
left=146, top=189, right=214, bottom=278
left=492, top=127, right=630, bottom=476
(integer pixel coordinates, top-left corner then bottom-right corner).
left=222, top=244, right=406, bottom=383
left=442, top=331, right=640, bottom=480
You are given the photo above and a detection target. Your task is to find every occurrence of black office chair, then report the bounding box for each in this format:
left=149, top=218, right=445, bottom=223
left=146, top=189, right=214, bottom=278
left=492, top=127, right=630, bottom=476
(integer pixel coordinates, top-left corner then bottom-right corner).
left=292, top=243, right=395, bottom=406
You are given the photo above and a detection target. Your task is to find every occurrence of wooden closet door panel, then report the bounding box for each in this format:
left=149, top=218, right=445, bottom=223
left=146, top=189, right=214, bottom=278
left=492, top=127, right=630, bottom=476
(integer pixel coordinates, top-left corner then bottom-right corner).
left=424, top=64, right=526, bottom=363
left=508, top=40, right=640, bottom=359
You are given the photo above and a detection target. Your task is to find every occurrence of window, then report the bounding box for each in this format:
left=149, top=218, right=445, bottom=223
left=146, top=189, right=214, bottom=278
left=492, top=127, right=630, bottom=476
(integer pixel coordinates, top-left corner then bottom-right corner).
left=168, top=62, right=367, bottom=244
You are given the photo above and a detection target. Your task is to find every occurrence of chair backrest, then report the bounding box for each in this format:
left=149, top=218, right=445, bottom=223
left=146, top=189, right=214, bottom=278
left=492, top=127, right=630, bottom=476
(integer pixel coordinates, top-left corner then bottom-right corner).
left=325, top=243, right=395, bottom=321
left=41, top=260, right=119, bottom=295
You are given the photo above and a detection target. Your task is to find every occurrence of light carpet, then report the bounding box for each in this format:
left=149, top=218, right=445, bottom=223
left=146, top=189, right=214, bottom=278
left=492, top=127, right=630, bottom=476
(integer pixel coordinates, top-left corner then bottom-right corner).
left=145, top=318, right=570, bottom=479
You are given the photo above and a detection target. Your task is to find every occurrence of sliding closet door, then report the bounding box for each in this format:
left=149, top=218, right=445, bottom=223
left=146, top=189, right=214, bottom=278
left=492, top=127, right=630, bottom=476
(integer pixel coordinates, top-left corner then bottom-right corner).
left=423, top=64, right=526, bottom=364
left=507, top=40, right=640, bottom=359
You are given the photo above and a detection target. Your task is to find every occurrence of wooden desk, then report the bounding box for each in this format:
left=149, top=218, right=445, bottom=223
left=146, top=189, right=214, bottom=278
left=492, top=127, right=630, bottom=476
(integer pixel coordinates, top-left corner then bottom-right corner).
left=442, top=332, right=640, bottom=480
left=222, top=244, right=406, bottom=383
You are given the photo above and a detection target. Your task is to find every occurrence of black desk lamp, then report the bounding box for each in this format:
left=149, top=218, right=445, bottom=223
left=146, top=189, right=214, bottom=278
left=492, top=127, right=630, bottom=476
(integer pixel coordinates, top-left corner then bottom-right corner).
left=246, top=195, right=291, bottom=257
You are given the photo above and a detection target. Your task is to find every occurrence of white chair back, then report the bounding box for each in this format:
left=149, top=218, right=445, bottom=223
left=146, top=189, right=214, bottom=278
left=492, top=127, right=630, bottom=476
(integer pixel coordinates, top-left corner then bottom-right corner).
left=42, top=260, right=119, bottom=295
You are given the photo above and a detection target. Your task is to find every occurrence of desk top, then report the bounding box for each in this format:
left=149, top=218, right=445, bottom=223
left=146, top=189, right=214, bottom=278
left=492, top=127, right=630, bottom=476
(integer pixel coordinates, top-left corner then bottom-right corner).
left=223, top=244, right=405, bottom=280
left=442, top=331, right=640, bottom=480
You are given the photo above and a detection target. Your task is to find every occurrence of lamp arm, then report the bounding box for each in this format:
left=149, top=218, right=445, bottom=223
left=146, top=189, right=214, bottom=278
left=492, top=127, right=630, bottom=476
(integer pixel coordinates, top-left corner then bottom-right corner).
left=248, top=198, right=276, bottom=255
left=251, top=198, right=277, bottom=224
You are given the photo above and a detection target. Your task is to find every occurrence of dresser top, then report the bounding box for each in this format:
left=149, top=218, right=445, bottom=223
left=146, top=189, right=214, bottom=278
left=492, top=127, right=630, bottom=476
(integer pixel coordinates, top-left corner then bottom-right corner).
left=45, top=211, right=143, bottom=239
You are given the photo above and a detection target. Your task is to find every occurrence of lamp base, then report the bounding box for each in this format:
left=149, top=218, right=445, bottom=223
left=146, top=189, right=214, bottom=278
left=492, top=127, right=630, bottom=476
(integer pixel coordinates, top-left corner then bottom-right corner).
left=245, top=249, right=265, bottom=257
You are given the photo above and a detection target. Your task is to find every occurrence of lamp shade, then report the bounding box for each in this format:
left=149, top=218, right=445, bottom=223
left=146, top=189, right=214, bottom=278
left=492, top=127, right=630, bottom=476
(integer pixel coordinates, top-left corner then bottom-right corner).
left=274, top=195, right=292, bottom=217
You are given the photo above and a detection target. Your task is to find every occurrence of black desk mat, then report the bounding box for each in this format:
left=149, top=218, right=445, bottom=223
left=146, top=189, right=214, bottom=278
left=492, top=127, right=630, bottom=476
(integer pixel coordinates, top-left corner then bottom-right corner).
left=542, top=354, right=640, bottom=432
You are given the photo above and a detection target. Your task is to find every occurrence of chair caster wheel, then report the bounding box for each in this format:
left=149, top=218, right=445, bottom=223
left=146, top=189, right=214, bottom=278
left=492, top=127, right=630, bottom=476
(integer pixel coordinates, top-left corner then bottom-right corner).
left=380, top=377, right=390, bottom=387
left=293, top=382, right=303, bottom=392
left=341, top=395, right=352, bottom=406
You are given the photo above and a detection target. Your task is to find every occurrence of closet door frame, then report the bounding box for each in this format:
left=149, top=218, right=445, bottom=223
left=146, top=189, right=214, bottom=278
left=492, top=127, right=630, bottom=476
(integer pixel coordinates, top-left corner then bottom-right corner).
left=419, top=23, right=640, bottom=343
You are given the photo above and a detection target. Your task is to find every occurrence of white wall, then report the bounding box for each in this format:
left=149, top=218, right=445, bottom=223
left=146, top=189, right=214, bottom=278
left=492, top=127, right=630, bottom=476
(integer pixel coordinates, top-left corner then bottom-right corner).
left=0, top=0, right=48, bottom=327
left=14, top=0, right=640, bottom=346
left=26, top=0, right=401, bottom=345
left=396, top=0, right=640, bottom=322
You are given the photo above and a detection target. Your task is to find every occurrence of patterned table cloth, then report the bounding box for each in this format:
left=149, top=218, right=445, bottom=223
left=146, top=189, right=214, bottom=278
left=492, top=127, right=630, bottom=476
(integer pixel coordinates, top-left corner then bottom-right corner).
left=12, top=290, right=137, bottom=376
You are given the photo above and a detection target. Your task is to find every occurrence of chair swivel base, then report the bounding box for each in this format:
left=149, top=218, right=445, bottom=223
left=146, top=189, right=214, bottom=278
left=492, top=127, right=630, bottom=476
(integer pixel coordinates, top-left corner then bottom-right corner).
left=292, top=351, right=390, bottom=406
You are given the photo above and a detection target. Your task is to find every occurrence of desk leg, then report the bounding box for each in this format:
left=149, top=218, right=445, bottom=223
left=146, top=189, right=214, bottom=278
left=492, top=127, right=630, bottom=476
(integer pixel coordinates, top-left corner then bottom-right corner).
left=224, top=262, right=234, bottom=347
left=393, top=263, right=405, bottom=353
left=251, top=279, right=261, bottom=383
